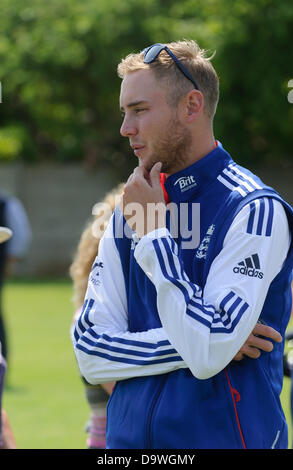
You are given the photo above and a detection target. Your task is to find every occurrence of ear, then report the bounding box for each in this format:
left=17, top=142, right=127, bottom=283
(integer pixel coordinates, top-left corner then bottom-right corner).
left=184, top=90, right=204, bottom=123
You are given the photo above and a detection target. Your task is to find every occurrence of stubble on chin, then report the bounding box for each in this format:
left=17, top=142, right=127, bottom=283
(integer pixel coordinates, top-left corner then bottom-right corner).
left=149, top=119, right=192, bottom=175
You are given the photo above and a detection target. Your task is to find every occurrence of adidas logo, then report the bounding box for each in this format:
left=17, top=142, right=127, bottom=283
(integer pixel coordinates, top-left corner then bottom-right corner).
left=233, top=253, right=264, bottom=279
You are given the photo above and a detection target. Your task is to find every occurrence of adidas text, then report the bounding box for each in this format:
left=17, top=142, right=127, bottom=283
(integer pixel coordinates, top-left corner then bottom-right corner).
left=233, top=266, right=263, bottom=279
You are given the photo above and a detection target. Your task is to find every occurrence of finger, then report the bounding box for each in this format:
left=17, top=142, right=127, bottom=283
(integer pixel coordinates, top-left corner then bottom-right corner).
left=240, top=345, right=261, bottom=359
left=233, top=352, right=244, bottom=361
left=132, top=166, right=152, bottom=186
left=149, top=162, right=162, bottom=186
left=126, top=173, right=134, bottom=185
left=248, top=335, right=274, bottom=353
left=124, top=170, right=148, bottom=195
left=132, top=166, right=146, bottom=177
left=253, top=323, right=282, bottom=343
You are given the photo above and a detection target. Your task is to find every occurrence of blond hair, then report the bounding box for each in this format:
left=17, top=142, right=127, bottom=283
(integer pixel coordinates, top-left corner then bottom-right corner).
left=69, top=183, right=124, bottom=309
left=117, top=40, right=219, bottom=121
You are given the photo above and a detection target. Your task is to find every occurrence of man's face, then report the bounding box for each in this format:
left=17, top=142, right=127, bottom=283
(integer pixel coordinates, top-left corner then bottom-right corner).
left=119, top=69, right=192, bottom=174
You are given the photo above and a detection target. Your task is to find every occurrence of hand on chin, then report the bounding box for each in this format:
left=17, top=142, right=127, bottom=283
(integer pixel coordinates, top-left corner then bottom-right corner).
left=121, top=162, right=166, bottom=238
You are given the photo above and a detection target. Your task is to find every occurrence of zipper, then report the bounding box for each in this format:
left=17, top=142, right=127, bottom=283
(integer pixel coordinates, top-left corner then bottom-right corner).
left=146, top=376, right=167, bottom=448
left=224, top=368, right=246, bottom=449
left=271, top=430, right=281, bottom=449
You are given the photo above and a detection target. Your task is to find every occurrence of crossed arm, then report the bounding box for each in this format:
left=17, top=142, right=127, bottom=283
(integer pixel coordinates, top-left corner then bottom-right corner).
left=73, top=197, right=288, bottom=384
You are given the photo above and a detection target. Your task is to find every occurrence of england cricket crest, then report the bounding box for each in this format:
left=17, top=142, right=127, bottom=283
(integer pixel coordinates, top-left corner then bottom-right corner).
left=195, top=224, right=215, bottom=259
left=90, top=260, right=104, bottom=286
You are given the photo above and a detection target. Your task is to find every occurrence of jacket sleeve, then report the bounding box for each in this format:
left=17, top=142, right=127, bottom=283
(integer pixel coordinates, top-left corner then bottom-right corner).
left=73, top=212, right=186, bottom=385
left=134, top=197, right=291, bottom=380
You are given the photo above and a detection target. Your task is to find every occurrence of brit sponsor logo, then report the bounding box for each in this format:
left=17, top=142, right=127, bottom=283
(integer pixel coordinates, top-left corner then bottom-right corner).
left=233, top=253, right=263, bottom=279
left=174, top=175, right=197, bottom=192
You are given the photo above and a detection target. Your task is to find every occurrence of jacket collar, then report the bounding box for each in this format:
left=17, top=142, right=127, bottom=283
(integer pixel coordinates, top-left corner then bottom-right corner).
left=162, top=141, right=233, bottom=203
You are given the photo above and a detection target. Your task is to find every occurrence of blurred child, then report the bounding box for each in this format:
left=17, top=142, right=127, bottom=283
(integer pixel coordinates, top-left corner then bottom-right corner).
left=69, top=184, right=123, bottom=449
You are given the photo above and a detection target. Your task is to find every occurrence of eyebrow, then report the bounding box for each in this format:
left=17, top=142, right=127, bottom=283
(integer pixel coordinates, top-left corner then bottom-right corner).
left=120, top=100, right=148, bottom=112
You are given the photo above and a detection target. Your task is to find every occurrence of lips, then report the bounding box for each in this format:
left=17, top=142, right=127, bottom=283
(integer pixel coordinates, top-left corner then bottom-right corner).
left=131, top=144, right=145, bottom=150
left=131, top=144, right=145, bottom=156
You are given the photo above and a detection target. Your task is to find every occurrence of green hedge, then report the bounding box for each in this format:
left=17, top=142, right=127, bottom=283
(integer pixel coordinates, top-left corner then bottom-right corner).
left=0, top=0, right=292, bottom=173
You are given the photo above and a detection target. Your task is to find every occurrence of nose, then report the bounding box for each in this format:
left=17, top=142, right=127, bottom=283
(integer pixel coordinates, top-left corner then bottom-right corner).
left=120, top=116, right=138, bottom=138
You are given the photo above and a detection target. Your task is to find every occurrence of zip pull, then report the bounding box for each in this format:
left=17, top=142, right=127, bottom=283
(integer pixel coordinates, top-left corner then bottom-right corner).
left=231, top=387, right=241, bottom=403
left=224, top=368, right=246, bottom=449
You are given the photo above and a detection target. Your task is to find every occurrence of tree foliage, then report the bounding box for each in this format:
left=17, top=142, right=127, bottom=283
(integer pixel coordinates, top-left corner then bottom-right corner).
left=0, top=0, right=292, bottom=173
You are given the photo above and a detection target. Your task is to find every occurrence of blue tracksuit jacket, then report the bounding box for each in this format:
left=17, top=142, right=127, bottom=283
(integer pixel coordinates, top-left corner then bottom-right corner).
left=74, top=142, right=293, bottom=449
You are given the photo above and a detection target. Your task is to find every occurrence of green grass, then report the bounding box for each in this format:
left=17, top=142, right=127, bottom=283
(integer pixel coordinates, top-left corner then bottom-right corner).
left=2, top=279, right=88, bottom=449
left=1, top=280, right=293, bottom=449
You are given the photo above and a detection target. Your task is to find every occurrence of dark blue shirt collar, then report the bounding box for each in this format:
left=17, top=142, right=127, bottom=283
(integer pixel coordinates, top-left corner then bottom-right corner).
left=163, top=141, right=233, bottom=202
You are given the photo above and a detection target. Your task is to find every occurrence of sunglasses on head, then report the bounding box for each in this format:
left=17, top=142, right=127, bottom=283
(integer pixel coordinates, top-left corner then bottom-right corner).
left=143, top=43, right=199, bottom=91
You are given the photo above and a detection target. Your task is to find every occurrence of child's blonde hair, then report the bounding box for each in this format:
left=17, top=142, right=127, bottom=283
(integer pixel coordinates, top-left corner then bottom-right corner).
left=69, top=183, right=124, bottom=309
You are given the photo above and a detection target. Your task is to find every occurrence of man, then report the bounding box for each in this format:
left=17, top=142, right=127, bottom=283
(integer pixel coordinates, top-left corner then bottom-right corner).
left=73, top=41, right=293, bottom=449
left=0, top=192, right=32, bottom=362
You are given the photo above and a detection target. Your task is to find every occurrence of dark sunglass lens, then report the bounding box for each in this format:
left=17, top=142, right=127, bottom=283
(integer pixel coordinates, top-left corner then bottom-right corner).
left=144, top=44, right=164, bottom=63
left=143, top=43, right=199, bottom=90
